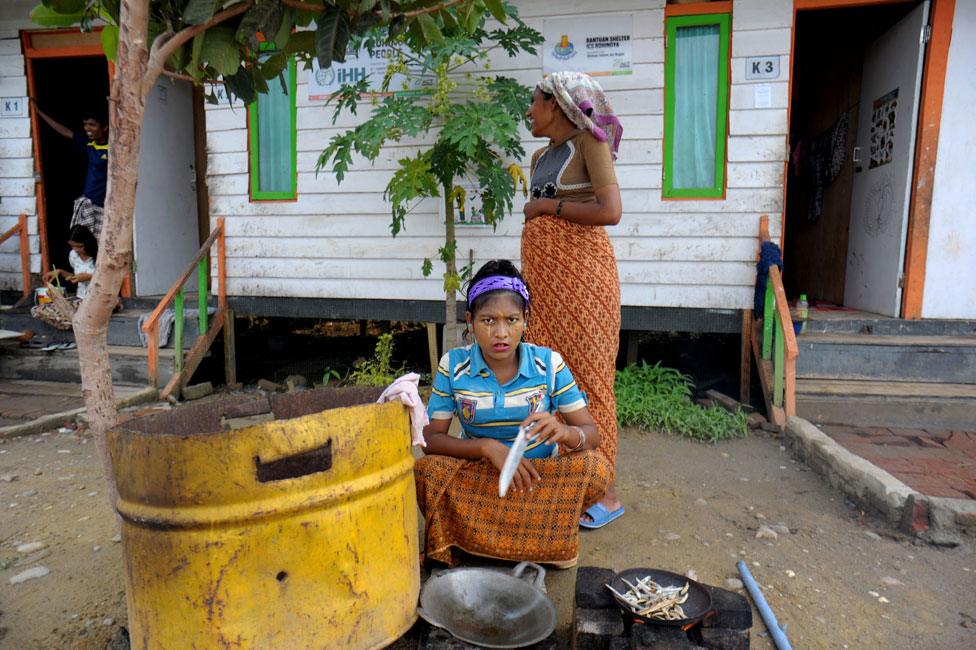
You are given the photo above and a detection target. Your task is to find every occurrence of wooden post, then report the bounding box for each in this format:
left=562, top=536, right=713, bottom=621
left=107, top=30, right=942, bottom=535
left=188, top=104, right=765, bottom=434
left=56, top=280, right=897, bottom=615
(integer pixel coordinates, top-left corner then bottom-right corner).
left=625, top=331, right=639, bottom=366
left=147, top=321, right=159, bottom=388
left=740, top=310, right=752, bottom=405
left=426, top=322, right=439, bottom=379
left=18, top=214, right=29, bottom=299
left=223, top=307, right=237, bottom=387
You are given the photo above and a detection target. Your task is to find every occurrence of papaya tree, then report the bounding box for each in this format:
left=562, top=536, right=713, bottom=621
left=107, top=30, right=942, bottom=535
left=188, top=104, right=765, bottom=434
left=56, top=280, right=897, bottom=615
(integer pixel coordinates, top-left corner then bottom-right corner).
left=29, top=0, right=495, bottom=504
left=317, top=1, right=541, bottom=350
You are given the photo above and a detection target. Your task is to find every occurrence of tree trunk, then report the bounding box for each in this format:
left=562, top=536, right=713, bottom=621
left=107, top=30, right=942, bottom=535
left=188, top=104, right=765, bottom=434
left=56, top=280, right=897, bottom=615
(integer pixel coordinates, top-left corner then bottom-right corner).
left=442, top=190, right=459, bottom=352
left=73, top=0, right=150, bottom=505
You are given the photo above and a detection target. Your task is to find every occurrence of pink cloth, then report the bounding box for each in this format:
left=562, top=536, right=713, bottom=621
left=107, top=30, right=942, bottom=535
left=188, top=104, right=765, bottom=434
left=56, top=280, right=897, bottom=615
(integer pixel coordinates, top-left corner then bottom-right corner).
left=377, top=373, right=428, bottom=447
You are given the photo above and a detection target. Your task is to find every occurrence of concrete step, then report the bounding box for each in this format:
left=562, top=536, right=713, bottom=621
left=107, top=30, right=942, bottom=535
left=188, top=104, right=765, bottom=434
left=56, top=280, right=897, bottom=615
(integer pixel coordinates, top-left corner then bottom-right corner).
left=803, top=318, right=976, bottom=337
left=0, top=342, right=176, bottom=386
left=0, top=306, right=203, bottom=348
left=796, top=378, right=976, bottom=429
left=795, top=333, right=976, bottom=384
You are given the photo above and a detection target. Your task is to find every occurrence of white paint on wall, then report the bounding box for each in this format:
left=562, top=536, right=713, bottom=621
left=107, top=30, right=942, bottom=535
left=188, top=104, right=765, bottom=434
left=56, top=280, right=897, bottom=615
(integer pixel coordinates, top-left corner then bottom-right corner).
left=921, top=0, right=976, bottom=319
left=204, top=0, right=792, bottom=309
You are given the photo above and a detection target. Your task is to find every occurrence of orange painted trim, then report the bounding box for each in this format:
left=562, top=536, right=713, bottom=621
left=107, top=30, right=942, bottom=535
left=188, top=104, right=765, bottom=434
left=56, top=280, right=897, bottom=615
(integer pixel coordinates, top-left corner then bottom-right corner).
left=21, top=37, right=47, bottom=274
left=22, top=27, right=105, bottom=58
left=902, top=0, right=955, bottom=319
left=796, top=0, right=912, bottom=9
left=19, top=214, right=30, bottom=298
left=665, top=1, right=733, bottom=17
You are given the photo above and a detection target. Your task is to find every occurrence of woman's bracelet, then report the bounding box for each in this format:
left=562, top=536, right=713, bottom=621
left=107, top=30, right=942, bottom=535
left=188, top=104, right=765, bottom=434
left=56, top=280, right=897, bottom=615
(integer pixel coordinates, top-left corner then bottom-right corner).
left=569, top=426, right=586, bottom=452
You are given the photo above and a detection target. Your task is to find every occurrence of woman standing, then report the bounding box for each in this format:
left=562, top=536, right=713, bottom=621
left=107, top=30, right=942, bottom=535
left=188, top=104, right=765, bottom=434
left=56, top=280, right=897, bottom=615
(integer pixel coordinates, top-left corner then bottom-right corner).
left=521, top=71, right=624, bottom=528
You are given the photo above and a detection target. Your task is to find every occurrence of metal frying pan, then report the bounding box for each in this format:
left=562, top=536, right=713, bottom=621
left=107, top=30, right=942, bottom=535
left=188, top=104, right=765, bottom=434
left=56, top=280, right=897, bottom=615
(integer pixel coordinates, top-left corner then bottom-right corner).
left=417, top=562, right=557, bottom=648
left=608, top=568, right=713, bottom=627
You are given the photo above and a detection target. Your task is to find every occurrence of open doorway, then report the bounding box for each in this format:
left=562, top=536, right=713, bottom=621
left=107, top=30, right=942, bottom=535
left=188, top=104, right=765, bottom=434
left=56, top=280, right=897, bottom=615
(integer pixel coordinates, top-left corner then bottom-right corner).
left=31, top=56, right=109, bottom=274
left=784, top=1, right=928, bottom=317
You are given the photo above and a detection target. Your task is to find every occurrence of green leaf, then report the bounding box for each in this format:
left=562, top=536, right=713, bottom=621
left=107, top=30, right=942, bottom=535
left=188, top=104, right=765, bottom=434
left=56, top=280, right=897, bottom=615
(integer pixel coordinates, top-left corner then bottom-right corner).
left=483, top=0, right=508, bottom=24
left=30, top=4, right=82, bottom=27
left=189, top=32, right=207, bottom=81
left=224, top=66, right=256, bottom=105
left=260, top=53, right=289, bottom=81
left=183, top=0, right=218, bottom=25
left=236, top=0, right=284, bottom=51
left=415, top=13, right=444, bottom=45
left=41, top=0, right=85, bottom=13
left=285, top=30, right=315, bottom=56
left=387, top=14, right=407, bottom=40
left=273, top=7, right=295, bottom=50
left=100, top=24, right=118, bottom=61
left=200, top=27, right=241, bottom=77
left=332, top=10, right=351, bottom=63
left=315, top=7, right=345, bottom=68
left=421, top=258, right=433, bottom=277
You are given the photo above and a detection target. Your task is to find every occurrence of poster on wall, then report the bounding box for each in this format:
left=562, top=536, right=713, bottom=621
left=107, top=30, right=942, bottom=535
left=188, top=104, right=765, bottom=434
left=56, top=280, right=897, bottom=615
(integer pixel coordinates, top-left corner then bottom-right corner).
left=307, top=46, right=435, bottom=101
left=869, top=88, right=899, bottom=169
left=542, top=14, right=633, bottom=76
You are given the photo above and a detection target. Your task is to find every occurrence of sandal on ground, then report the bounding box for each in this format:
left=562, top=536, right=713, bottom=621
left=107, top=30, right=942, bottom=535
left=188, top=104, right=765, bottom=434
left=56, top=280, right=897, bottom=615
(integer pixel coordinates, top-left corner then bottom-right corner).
left=20, top=338, right=48, bottom=349
left=579, top=503, right=625, bottom=529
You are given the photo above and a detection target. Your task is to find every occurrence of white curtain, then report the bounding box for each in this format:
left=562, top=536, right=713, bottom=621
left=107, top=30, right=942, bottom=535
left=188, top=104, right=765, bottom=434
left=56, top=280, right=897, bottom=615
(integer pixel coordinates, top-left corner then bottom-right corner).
left=672, top=25, right=720, bottom=189
left=257, top=74, right=292, bottom=193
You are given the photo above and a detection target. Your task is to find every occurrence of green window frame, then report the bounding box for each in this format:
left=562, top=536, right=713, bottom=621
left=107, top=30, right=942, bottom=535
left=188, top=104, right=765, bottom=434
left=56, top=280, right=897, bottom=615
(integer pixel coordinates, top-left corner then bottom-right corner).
left=663, top=13, right=730, bottom=199
left=247, top=51, right=297, bottom=201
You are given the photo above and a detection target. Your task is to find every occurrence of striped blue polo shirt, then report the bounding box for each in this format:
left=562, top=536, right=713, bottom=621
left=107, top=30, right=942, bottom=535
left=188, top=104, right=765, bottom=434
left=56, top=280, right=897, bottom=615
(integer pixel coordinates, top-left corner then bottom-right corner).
left=427, top=342, right=587, bottom=459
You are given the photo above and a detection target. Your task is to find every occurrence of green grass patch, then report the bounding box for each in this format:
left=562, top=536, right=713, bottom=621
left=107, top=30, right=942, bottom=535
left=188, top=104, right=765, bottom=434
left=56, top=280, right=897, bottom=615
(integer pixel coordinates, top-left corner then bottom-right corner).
left=615, top=362, right=748, bottom=443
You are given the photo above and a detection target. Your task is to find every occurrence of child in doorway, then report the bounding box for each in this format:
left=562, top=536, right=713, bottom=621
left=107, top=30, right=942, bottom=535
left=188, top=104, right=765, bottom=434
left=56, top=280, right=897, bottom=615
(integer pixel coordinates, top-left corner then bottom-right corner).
left=29, top=98, right=109, bottom=239
left=414, top=259, right=612, bottom=568
left=30, top=225, right=97, bottom=331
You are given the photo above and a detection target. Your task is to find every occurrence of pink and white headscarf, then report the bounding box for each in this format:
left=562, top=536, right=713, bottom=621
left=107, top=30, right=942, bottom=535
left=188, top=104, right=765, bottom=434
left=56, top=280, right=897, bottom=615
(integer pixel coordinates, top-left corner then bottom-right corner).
left=538, top=71, right=623, bottom=159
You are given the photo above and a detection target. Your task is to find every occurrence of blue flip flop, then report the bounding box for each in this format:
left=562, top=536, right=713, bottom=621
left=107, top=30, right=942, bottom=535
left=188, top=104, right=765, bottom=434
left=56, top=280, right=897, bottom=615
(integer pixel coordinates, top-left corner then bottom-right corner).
left=580, top=503, right=625, bottom=529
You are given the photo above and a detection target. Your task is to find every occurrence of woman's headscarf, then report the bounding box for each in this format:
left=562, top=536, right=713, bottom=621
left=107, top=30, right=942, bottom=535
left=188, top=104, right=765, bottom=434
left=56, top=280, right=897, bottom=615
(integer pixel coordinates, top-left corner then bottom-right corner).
left=538, top=71, right=623, bottom=159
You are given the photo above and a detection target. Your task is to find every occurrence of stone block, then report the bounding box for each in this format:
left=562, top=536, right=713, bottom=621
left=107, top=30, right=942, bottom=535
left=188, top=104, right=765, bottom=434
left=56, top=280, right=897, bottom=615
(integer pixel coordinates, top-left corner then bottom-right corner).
left=698, top=627, right=750, bottom=650
left=576, top=566, right=616, bottom=609
left=420, top=625, right=557, bottom=649
left=256, top=378, right=283, bottom=392
left=608, top=638, right=630, bottom=650
left=899, top=493, right=930, bottom=534
left=631, top=624, right=702, bottom=649
left=574, top=607, right=626, bottom=650
left=181, top=382, right=213, bottom=401
left=701, top=586, right=752, bottom=630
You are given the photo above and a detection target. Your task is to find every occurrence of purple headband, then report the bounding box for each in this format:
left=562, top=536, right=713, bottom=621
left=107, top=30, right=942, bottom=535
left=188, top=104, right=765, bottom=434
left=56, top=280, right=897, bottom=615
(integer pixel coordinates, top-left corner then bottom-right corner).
left=467, top=276, right=530, bottom=307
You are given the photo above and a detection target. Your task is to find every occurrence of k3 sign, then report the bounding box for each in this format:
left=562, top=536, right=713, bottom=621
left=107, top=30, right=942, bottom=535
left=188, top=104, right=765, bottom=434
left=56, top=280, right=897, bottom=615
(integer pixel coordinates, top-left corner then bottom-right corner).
left=745, top=56, right=780, bottom=81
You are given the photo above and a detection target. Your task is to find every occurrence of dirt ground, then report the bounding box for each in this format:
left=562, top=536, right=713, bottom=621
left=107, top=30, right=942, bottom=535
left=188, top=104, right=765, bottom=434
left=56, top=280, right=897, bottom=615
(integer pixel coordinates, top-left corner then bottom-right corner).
left=1, top=422, right=974, bottom=649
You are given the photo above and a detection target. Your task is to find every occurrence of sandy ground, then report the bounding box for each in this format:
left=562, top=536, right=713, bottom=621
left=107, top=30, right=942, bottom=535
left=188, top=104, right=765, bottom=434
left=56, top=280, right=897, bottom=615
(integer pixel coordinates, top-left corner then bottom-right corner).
left=1, top=423, right=974, bottom=649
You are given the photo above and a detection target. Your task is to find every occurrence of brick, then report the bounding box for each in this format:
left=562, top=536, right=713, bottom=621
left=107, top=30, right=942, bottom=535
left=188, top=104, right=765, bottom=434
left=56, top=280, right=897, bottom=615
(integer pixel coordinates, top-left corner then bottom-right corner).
left=899, top=494, right=930, bottom=534
left=701, top=586, right=752, bottom=630
left=865, top=436, right=913, bottom=447
left=910, top=436, right=946, bottom=450
left=698, top=627, right=750, bottom=650
left=608, top=639, right=630, bottom=650
left=180, top=381, right=213, bottom=401
left=888, top=427, right=928, bottom=438
left=631, top=624, right=701, bottom=649
left=574, top=607, right=626, bottom=650
left=575, top=566, right=616, bottom=609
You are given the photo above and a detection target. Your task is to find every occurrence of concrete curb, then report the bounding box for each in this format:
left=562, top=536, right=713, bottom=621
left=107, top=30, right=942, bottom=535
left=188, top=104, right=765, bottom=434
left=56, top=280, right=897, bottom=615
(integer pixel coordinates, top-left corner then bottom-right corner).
left=0, top=385, right=159, bottom=439
left=785, top=416, right=974, bottom=545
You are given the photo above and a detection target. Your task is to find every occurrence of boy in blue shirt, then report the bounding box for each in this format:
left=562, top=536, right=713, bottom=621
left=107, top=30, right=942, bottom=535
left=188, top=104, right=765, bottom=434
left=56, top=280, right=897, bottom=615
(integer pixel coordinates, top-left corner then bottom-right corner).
left=416, top=260, right=611, bottom=568
left=30, top=99, right=108, bottom=239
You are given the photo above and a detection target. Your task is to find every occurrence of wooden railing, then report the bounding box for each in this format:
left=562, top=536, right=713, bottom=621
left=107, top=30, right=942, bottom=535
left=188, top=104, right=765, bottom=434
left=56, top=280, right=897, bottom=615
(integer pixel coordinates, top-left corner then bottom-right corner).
left=0, top=214, right=31, bottom=300
left=141, top=216, right=235, bottom=398
left=752, top=215, right=798, bottom=427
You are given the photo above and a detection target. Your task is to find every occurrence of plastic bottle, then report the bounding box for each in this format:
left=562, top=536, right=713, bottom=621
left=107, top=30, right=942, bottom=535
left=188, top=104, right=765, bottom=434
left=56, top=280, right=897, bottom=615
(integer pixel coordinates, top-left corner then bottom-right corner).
left=797, top=294, right=809, bottom=334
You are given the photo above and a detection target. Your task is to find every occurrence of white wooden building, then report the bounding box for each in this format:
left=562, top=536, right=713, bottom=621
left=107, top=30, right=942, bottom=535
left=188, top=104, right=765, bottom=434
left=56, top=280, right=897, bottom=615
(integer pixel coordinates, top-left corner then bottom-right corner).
left=2, top=0, right=973, bottom=330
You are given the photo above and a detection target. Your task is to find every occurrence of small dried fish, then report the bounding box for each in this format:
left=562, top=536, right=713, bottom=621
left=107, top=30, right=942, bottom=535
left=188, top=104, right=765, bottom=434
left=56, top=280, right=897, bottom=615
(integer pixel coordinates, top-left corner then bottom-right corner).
left=606, top=576, right=690, bottom=621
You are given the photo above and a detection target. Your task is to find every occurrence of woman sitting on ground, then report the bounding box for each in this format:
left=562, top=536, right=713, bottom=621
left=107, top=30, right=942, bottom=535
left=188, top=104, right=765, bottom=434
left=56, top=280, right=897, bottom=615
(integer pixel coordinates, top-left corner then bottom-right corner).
left=414, top=260, right=611, bottom=568
left=30, top=225, right=97, bottom=331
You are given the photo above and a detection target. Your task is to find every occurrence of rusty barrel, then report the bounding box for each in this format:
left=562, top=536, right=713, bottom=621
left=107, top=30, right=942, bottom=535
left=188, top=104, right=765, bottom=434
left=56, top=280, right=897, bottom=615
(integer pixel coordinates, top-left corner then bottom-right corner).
left=108, top=387, right=420, bottom=649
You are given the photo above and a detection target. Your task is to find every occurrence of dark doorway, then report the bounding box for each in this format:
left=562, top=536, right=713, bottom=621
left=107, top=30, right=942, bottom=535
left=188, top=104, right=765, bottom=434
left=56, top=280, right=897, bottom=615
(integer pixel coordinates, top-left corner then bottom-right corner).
left=784, top=2, right=919, bottom=306
left=32, top=56, right=109, bottom=274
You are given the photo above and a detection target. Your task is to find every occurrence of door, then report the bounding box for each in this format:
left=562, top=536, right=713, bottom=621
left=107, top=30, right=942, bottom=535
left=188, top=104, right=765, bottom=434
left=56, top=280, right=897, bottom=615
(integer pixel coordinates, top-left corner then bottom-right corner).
left=133, top=80, right=200, bottom=296
left=844, top=1, right=929, bottom=316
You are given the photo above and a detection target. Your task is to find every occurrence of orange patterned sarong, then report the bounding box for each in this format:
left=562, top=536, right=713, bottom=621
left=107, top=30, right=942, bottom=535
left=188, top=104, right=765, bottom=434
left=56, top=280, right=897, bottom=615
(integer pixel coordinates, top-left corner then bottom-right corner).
left=521, top=215, right=621, bottom=470
left=415, top=452, right=611, bottom=567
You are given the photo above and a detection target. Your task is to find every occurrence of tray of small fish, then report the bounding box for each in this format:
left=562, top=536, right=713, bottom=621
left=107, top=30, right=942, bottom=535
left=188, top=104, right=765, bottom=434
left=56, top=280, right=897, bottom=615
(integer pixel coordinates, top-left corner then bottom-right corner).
left=606, top=568, right=712, bottom=627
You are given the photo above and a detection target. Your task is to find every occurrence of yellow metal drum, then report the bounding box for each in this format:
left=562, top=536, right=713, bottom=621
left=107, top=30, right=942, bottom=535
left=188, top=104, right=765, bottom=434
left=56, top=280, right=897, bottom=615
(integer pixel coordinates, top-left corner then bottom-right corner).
left=108, top=389, right=420, bottom=649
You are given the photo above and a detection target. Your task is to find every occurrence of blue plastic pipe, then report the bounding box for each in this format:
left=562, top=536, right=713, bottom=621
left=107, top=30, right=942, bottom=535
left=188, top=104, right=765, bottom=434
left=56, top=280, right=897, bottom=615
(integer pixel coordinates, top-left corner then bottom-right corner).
left=737, top=560, right=793, bottom=650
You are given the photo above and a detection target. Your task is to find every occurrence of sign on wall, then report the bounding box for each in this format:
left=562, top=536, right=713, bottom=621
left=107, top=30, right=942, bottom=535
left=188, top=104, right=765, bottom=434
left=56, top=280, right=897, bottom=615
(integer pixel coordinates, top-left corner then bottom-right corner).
left=543, top=14, right=633, bottom=76
left=745, top=56, right=780, bottom=80
left=1, top=97, right=27, bottom=118
left=307, top=46, right=435, bottom=101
